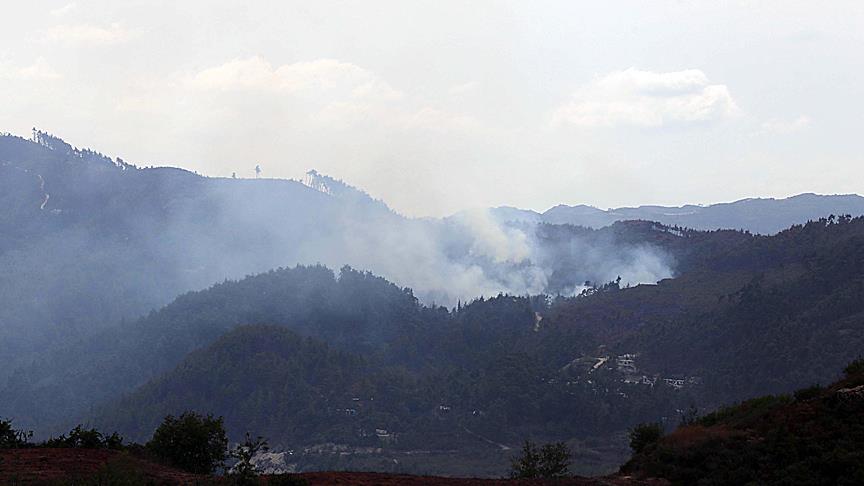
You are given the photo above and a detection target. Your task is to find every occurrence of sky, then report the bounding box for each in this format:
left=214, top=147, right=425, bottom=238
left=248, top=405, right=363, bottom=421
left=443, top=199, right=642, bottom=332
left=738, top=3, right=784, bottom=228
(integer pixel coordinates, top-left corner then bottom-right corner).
left=1, top=1, right=862, bottom=217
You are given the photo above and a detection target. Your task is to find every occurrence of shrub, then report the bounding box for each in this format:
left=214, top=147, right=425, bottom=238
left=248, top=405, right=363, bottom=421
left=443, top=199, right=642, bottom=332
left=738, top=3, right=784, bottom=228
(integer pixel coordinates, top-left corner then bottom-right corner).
left=42, top=425, right=124, bottom=449
left=629, top=423, right=663, bottom=454
left=844, top=358, right=864, bottom=377
left=793, top=384, right=823, bottom=402
left=146, top=411, right=228, bottom=474
left=267, top=475, right=310, bottom=486
left=509, top=440, right=571, bottom=479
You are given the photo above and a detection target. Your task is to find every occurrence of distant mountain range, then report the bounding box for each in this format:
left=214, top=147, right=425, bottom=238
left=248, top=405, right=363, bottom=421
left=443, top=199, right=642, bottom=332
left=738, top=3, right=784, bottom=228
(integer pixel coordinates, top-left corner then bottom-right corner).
left=476, top=193, right=864, bottom=234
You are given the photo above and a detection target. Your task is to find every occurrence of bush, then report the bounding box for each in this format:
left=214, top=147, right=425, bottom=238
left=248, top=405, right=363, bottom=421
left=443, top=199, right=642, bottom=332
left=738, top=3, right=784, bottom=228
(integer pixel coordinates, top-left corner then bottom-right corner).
left=844, top=358, right=864, bottom=377
left=629, top=423, right=663, bottom=454
left=42, top=425, right=124, bottom=449
left=509, top=440, right=571, bottom=479
left=793, top=384, right=823, bottom=402
left=267, top=475, right=309, bottom=486
left=146, top=411, right=228, bottom=474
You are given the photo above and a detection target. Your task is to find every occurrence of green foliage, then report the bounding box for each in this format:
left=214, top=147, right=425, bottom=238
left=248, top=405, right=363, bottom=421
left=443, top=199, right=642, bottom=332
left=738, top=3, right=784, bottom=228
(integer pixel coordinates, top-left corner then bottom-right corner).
left=629, top=423, right=663, bottom=454
left=146, top=411, right=228, bottom=474
left=509, top=440, right=571, bottom=479
left=229, top=432, right=268, bottom=484
left=0, top=418, right=32, bottom=448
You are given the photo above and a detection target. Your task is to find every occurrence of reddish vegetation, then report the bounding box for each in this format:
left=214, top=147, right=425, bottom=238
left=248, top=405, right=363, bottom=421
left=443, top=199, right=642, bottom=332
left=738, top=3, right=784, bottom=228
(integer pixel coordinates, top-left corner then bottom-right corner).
left=660, top=424, right=741, bottom=449
left=0, top=448, right=199, bottom=484
left=297, top=471, right=666, bottom=485
left=0, top=449, right=667, bottom=485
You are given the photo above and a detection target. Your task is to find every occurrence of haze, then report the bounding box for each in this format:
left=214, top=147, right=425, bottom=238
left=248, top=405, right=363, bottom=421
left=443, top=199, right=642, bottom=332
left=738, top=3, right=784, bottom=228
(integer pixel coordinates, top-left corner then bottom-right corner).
left=1, top=1, right=862, bottom=217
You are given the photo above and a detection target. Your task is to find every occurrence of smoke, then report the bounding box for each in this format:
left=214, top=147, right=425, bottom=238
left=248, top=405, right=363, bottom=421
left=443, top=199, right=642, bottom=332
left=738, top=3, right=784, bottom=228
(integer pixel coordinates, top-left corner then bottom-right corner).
left=167, top=171, right=676, bottom=306
left=0, top=132, right=676, bottom=383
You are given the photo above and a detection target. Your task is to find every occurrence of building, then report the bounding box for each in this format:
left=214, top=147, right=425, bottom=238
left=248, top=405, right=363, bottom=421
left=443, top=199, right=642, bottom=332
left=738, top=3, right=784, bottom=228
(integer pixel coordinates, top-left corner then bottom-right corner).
left=664, top=378, right=685, bottom=389
left=616, top=354, right=638, bottom=373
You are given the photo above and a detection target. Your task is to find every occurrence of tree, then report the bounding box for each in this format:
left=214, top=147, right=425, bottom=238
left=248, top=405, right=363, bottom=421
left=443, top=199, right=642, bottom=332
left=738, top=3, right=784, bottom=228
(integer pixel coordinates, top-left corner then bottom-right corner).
left=538, top=441, right=571, bottom=478
left=629, top=423, right=663, bottom=454
left=230, top=432, right=269, bottom=484
left=146, top=411, right=228, bottom=474
left=678, top=404, right=700, bottom=427
left=0, top=418, right=32, bottom=448
left=510, top=440, right=540, bottom=479
left=510, top=440, right=571, bottom=479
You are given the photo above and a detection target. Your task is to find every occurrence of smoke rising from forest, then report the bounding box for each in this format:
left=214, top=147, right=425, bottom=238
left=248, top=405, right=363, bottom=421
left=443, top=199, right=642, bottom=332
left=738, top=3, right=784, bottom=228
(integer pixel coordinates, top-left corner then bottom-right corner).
left=0, top=133, right=675, bottom=386
left=179, top=170, right=676, bottom=305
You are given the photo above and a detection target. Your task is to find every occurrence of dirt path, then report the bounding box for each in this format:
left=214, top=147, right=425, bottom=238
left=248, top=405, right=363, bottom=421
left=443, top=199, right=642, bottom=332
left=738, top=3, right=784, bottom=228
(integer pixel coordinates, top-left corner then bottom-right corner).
left=463, top=427, right=512, bottom=451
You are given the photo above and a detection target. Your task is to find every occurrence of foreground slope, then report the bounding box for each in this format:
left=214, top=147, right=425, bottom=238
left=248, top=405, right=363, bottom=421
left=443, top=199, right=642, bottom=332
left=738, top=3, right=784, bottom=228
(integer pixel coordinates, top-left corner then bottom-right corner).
left=0, top=449, right=662, bottom=485
left=623, top=362, right=864, bottom=485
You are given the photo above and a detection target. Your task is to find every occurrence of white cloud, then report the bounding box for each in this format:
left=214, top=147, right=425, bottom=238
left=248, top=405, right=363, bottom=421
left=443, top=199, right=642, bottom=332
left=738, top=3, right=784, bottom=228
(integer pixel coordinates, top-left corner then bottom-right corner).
left=448, top=81, right=479, bottom=96
left=50, top=2, right=78, bottom=16
left=119, top=56, right=478, bottom=134
left=759, top=115, right=811, bottom=135
left=188, top=56, right=402, bottom=101
left=0, top=58, right=60, bottom=81
left=552, top=68, right=740, bottom=128
left=43, top=23, right=129, bottom=45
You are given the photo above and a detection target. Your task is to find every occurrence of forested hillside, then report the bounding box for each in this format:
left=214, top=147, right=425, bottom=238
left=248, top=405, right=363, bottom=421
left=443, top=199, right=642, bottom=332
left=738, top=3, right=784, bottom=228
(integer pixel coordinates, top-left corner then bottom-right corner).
left=0, top=132, right=681, bottom=388
left=29, top=217, right=860, bottom=476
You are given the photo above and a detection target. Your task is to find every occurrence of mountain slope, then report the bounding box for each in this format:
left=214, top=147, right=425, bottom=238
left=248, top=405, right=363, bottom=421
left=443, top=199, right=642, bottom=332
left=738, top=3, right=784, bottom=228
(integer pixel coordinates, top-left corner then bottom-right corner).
left=0, top=132, right=350, bottom=377
left=623, top=361, right=864, bottom=485
left=5, top=217, right=858, bottom=477
left=0, top=131, right=682, bottom=385
left=2, top=265, right=441, bottom=429
left=98, top=325, right=411, bottom=445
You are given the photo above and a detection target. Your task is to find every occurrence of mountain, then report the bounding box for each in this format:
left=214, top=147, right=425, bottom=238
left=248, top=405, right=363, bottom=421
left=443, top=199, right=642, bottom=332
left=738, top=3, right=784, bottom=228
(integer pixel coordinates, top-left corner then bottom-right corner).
left=0, top=131, right=680, bottom=385
left=2, top=265, right=442, bottom=429
left=0, top=131, right=351, bottom=378
left=1, top=218, right=713, bottom=435
left=0, top=217, right=844, bottom=476
left=486, top=194, right=864, bottom=234
left=98, top=324, right=406, bottom=446
left=5, top=130, right=864, bottom=477
left=622, top=361, right=864, bottom=485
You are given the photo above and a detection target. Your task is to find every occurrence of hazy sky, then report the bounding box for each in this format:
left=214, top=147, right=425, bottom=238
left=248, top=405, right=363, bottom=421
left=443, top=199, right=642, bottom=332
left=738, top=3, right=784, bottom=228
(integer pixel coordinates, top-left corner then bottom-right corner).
left=1, top=1, right=862, bottom=217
